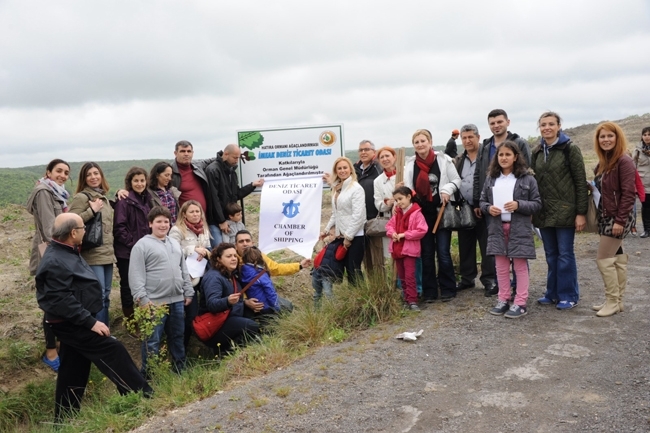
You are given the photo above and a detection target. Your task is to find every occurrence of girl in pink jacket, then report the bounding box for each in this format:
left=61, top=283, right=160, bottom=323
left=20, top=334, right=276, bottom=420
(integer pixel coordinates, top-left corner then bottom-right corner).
left=386, top=186, right=429, bottom=311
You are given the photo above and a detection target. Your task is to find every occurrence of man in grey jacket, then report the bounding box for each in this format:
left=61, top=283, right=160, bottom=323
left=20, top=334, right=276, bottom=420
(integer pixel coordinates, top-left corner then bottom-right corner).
left=129, top=206, right=194, bottom=376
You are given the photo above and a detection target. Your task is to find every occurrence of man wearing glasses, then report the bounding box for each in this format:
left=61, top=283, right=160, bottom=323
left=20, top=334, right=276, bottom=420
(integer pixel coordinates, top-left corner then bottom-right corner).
left=354, top=140, right=384, bottom=274
left=36, top=213, right=151, bottom=422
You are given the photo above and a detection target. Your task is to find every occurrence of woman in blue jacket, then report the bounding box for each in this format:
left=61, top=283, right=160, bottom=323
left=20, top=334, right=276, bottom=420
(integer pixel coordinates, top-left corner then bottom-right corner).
left=199, top=243, right=259, bottom=355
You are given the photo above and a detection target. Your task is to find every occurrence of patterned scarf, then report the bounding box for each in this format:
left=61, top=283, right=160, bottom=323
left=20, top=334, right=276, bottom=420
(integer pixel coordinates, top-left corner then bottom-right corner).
left=38, top=178, right=70, bottom=211
left=415, top=151, right=436, bottom=202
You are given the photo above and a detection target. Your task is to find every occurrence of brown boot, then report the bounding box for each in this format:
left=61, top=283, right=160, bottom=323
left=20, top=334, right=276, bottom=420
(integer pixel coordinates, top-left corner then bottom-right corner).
left=596, top=258, right=620, bottom=317
left=613, top=254, right=628, bottom=312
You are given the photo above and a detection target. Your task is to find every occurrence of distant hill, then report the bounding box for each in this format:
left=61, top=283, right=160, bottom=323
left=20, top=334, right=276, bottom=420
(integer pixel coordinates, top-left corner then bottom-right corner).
left=0, top=159, right=170, bottom=206
left=3, top=115, right=648, bottom=207
left=526, top=113, right=650, bottom=168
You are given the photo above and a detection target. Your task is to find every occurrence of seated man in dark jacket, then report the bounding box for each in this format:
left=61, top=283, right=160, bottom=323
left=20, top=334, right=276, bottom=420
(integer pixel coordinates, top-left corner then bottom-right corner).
left=36, top=213, right=151, bottom=422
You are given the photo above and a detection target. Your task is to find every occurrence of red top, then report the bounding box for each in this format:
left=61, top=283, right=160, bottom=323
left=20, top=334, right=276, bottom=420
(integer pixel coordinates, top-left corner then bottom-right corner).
left=177, top=162, right=207, bottom=212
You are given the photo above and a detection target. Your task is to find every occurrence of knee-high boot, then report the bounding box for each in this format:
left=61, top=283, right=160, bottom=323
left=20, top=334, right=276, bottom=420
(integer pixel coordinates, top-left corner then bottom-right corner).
left=614, top=254, right=628, bottom=312
left=596, top=257, right=620, bottom=317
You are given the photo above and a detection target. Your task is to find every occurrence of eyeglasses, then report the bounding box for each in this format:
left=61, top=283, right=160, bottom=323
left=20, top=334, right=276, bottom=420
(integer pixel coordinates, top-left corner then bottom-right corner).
left=75, top=227, right=86, bottom=230
left=358, top=148, right=374, bottom=152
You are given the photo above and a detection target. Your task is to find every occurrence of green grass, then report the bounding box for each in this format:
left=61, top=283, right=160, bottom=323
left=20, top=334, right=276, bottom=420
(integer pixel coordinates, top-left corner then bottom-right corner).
left=2, top=270, right=403, bottom=432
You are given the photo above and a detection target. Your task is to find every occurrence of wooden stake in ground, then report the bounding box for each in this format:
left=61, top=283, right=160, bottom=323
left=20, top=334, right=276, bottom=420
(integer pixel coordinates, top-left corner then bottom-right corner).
left=392, top=147, right=407, bottom=288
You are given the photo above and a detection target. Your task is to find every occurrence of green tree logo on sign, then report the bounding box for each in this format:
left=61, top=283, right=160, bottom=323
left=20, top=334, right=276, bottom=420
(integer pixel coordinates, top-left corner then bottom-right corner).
left=239, top=131, right=264, bottom=150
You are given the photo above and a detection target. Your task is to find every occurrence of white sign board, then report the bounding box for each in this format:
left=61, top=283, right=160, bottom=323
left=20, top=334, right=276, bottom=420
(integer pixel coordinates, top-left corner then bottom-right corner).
left=258, top=176, right=323, bottom=258
left=237, top=125, right=343, bottom=189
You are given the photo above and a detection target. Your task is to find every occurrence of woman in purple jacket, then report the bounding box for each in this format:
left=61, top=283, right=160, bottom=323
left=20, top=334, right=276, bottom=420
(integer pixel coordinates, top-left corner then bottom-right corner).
left=113, top=167, right=154, bottom=319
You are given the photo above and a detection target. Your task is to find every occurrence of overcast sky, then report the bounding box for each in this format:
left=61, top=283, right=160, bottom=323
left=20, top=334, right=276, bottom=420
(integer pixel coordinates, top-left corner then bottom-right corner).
left=1, top=0, right=649, bottom=168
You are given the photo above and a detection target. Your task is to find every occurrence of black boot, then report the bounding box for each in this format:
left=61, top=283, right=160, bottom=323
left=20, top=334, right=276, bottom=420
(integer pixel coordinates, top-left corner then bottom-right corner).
left=641, top=206, right=650, bottom=238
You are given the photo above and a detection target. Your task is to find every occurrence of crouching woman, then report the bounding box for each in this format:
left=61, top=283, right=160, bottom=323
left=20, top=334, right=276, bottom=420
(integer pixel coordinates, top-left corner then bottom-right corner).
left=199, top=243, right=260, bottom=355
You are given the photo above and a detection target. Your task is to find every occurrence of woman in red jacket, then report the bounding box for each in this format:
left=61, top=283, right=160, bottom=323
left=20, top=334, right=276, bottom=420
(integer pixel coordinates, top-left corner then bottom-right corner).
left=591, top=122, right=636, bottom=317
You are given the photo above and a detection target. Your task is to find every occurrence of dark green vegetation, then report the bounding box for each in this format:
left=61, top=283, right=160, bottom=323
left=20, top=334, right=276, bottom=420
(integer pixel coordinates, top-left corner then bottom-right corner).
left=0, top=159, right=170, bottom=206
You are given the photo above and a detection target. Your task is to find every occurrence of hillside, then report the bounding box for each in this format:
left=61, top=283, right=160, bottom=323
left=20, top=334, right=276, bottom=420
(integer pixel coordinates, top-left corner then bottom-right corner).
left=1, top=114, right=648, bottom=206
left=528, top=113, right=650, bottom=167
left=0, top=159, right=171, bottom=206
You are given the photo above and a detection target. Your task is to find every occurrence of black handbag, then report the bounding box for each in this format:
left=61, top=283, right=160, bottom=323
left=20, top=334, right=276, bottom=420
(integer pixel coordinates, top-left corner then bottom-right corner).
left=438, top=193, right=476, bottom=230
left=81, top=192, right=104, bottom=249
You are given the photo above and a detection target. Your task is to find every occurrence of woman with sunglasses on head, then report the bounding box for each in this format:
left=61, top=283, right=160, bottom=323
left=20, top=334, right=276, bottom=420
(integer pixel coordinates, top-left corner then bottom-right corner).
left=69, top=162, right=115, bottom=326
left=26, top=158, right=71, bottom=371
left=199, top=243, right=260, bottom=355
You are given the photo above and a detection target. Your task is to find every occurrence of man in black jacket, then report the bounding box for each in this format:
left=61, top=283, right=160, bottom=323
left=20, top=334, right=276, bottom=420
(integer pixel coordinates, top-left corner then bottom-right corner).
left=354, top=140, right=384, bottom=274
left=445, top=129, right=460, bottom=158
left=205, top=144, right=264, bottom=247
left=36, top=213, right=151, bottom=422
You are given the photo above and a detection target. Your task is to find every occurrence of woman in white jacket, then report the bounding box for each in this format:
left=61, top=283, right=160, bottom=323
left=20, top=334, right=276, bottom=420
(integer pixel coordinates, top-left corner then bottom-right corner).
left=404, top=129, right=461, bottom=302
left=322, top=157, right=367, bottom=285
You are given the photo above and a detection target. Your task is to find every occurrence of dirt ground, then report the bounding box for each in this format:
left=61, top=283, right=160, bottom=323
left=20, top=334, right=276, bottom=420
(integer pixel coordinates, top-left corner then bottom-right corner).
left=2, top=199, right=649, bottom=432
left=132, top=232, right=650, bottom=433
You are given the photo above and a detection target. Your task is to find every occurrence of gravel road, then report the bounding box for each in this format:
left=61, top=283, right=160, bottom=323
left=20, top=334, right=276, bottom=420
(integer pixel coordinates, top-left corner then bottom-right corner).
left=133, top=232, right=650, bottom=433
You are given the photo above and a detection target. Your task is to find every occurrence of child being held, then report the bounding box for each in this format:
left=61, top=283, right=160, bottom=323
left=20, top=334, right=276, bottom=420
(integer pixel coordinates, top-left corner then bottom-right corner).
left=222, top=202, right=246, bottom=244
left=479, top=141, right=542, bottom=319
left=240, top=246, right=279, bottom=314
left=385, top=186, right=428, bottom=311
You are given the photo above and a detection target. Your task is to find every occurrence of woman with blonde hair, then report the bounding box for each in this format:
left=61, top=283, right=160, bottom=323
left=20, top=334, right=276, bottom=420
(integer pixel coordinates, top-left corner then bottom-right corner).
left=591, top=122, right=636, bottom=317
left=403, top=129, right=461, bottom=303
left=169, top=200, right=211, bottom=347
left=321, top=156, right=366, bottom=285
left=69, top=162, right=115, bottom=326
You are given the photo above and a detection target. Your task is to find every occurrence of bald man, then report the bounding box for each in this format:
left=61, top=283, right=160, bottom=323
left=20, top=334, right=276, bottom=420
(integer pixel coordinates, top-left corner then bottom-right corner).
left=36, top=213, right=151, bottom=421
left=205, top=144, right=264, bottom=247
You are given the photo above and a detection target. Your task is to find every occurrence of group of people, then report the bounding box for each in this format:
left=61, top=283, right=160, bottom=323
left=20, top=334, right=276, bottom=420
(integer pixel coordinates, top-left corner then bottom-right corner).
left=28, top=113, right=645, bottom=421
left=29, top=141, right=310, bottom=421
left=315, top=110, right=643, bottom=322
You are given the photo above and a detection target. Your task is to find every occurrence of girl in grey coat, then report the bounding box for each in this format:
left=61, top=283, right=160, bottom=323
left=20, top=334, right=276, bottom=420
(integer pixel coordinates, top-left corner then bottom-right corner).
left=480, top=141, right=542, bottom=319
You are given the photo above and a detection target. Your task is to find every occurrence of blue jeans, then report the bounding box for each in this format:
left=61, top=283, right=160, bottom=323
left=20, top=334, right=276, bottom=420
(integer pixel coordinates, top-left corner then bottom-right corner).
left=209, top=224, right=223, bottom=249
left=141, top=301, right=186, bottom=375
left=540, top=227, right=579, bottom=303
left=89, top=264, right=113, bottom=326
left=420, top=212, right=456, bottom=299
